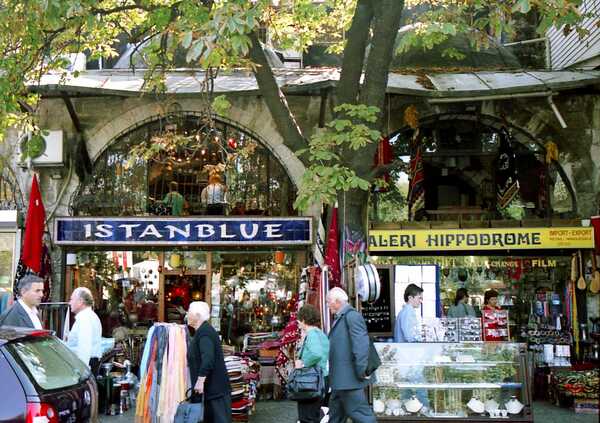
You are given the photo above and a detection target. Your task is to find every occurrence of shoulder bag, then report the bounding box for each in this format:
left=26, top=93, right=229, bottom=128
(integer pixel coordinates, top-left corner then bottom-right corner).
left=286, top=335, right=325, bottom=401
left=174, top=389, right=204, bottom=423
left=344, top=311, right=381, bottom=377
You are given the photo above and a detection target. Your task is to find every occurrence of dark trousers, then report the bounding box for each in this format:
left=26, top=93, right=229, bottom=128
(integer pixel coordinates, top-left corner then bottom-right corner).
left=89, top=357, right=100, bottom=377
left=328, top=389, right=376, bottom=423
left=298, top=397, right=322, bottom=423
left=205, top=394, right=232, bottom=423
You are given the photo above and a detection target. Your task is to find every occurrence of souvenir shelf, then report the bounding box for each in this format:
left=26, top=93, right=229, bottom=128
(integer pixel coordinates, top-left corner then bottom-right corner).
left=371, top=342, right=533, bottom=422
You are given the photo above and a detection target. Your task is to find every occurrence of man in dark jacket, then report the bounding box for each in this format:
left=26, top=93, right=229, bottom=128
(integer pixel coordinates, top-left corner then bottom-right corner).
left=187, top=301, right=231, bottom=423
left=0, top=275, right=44, bottom=328
left=327, top=287, right=376, bottom=423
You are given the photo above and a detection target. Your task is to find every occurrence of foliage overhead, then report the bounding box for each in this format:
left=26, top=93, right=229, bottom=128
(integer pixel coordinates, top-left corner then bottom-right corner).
left=0, top=0, right=591, bottom=214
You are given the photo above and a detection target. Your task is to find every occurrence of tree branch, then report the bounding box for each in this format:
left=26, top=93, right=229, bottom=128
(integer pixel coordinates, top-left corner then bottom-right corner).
left=353, top=0, right=404, bottom=176
left=248, top=31, right=307, bottom=154
left=337, top=0, right=374, bottom=106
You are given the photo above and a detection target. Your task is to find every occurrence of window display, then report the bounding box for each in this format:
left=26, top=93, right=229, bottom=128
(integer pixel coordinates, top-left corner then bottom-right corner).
left=371, top=342, right=532, bottom=421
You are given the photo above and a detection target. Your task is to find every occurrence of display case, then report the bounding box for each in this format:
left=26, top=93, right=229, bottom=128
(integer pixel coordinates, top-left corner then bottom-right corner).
left=371, top=342, right=532, bottom=422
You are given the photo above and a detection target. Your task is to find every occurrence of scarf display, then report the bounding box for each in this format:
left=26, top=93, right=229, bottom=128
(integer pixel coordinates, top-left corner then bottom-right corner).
left=408, top=129, right=426, bottom=221
left=495, top=128, right=520, bottom=210
left=136, top=323, right=190, bottom=423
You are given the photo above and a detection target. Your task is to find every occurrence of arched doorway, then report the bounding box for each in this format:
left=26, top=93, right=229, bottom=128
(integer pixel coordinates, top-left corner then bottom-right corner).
left=371, top=113, right=576, bottom=222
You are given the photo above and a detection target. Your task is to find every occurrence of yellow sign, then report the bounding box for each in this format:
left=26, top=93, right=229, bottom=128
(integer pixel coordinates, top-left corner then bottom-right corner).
left=368, top=227, right=595, bottom=252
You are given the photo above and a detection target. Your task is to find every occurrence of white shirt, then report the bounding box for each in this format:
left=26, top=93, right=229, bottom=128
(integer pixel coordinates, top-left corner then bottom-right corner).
left=66, top=306, right=102, bottom=365
left=18, top=299, right=43, bottom=329
left=201, top=183, right=227, bottom=205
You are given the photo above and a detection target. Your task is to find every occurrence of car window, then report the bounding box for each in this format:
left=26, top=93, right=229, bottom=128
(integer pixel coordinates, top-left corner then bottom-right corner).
left=6, top=336, right=91, bottom=391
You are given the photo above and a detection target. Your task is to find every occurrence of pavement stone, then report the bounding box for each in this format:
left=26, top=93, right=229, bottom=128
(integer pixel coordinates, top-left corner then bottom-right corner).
left=98, top=400, right=597, bottom=423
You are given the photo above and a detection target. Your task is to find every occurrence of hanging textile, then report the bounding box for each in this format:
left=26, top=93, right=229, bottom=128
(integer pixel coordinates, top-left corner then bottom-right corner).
left=408, top=129, right=426, bottom=221
left=321, top=265, right=331, bottom=334
left=591, top=216, right=600, bottom=255
left=136, top=323, right=190, bottom=423
left=495, top=128, right=520, bottom=210
left=21, top=175, right=46, bottom=273
left=372, top=136, right=393, bottom=192
left=39, top=244, right=53, bottom=302
left=324, top=208, right=341, bottom=289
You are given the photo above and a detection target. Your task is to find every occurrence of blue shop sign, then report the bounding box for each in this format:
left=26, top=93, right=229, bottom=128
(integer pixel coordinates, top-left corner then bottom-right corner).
left=55, top=217, right=312, bottom=246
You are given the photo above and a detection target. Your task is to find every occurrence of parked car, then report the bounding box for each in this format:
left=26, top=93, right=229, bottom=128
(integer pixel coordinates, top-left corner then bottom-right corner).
left=0, top=326, right=97, bottom=423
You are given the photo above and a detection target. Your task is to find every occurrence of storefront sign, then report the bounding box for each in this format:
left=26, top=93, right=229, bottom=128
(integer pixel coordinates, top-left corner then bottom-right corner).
left=55, top=217, right=312, bottom=246
left=369, top=227, right=594, bottom=252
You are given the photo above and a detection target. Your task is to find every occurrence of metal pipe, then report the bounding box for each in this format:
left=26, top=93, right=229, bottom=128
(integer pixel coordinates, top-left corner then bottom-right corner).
left=547, top=95, right=568, bottom=128
left=427, top=91, right=553, bottom=104
left=503, top=37, right=547, bottom=47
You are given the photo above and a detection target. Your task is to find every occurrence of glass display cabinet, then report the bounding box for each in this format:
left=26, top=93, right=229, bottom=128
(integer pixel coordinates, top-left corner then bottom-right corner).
left=371, top=342, right=533, bottom=422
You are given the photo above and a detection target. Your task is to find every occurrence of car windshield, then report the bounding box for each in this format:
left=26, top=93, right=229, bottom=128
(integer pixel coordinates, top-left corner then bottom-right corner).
left=7, top=336, right=91, bottom=391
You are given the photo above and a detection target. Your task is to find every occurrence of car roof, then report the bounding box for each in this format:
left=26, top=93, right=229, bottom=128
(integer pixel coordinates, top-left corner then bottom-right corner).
left=0, top=326, right=52, bottom=346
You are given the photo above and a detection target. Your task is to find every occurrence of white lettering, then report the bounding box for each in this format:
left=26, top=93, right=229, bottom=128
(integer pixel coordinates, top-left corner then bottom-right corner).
left=84, top=224, right=92, bottom=239
left=139, top=224, right=163, bottom=239
left=196, top=224, right=215, bottom=238
left=240, top=223, right=259, bottom=239
left=265, top=224, right=283, bottom=238
left=165, top=224, right=190, bottom=239
left=95, top=224, right=113, bottom=238
left=118, top=224, right=141, bottom=239
left=220, top=224, right=236, bottom=239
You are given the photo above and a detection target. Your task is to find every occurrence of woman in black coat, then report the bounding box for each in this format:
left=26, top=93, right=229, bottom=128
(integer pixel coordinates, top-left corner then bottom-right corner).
left=187, top=301, right=232, bottom=423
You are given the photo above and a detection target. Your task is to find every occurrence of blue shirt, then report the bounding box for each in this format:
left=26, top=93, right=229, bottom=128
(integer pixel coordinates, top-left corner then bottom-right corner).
left=394, top=304, right=422, bottom=342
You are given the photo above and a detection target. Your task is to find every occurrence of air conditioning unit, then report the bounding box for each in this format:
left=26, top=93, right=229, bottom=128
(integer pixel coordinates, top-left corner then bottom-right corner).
left=20, top=130, right=64, bottom=167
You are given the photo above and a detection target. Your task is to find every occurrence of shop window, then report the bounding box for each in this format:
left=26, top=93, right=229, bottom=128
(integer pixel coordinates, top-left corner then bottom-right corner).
left=0, top=232, right=16, bottom=292
left=72, top=114, right=296, bottom=217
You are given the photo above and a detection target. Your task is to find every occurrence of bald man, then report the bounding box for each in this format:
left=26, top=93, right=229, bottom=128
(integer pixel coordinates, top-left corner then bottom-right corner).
left=67, top=287, right=102, bottom=373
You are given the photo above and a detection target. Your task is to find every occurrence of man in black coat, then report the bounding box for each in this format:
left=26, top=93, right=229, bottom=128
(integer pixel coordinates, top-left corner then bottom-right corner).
left=327, top=287, right=376, bottom=423
left=187, top=301, right=231, bottom=423
left=0, top=275, right=45, bottom=328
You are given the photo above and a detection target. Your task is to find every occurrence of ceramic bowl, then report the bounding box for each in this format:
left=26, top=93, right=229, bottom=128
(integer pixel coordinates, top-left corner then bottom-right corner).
left=484, top=398, right=499, bottom=413
left=373, top=399, right=385, bottom=414
left=467, top=396, right=485, bottom=414
left=505, top=396, right=524, bottom=414
left=404, top=396, right=423, bottom=413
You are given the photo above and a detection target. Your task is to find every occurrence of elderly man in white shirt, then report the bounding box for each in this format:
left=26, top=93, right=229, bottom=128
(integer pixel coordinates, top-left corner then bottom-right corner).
left=67, top=287, right=103, bottom=373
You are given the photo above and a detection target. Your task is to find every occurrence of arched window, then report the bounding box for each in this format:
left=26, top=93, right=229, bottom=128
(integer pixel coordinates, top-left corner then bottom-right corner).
left=71, top=114, right=296, bottom=217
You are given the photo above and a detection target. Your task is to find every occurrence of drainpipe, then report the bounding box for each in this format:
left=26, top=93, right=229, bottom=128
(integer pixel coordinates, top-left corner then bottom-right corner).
left=547, top=95, right=568, bottom=128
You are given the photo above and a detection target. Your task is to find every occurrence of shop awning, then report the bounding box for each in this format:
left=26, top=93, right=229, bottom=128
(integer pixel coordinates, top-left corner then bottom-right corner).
left=30, top=68, right=600, bottom=99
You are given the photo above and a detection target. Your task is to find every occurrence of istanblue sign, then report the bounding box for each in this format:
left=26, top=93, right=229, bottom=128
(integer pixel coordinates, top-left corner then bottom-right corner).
left=55, top=217, right=312, bottom=246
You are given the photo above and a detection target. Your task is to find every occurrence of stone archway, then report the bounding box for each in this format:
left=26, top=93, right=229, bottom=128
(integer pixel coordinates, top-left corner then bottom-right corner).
left=386, top=111, right=578, bottom=215
left=54, top=97, right=310, bottom=218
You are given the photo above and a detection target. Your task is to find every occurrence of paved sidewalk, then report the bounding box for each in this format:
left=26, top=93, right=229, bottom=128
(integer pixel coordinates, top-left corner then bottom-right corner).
left=99, top=400, right=597, bottom=422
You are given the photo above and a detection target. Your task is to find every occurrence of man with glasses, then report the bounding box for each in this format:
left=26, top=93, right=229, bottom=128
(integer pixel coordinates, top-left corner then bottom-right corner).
left=394, top=284, right=423, bottom=342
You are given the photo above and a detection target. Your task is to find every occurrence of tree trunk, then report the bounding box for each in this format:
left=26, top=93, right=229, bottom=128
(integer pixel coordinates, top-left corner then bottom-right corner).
left=248, top=31, right=308, bottom=155
left=337, top=0, right=374, bottom=106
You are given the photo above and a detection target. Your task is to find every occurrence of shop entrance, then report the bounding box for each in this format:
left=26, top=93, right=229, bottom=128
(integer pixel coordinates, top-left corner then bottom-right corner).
left=164, top=273, right=206, bottom=324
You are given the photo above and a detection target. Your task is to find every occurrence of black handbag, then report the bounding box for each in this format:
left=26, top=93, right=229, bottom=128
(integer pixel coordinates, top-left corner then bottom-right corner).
left=174, top=389, right=204, bottom=423
left=287, top=365, right=325, bottom=401
left=365, top=338, right=381, bottom=377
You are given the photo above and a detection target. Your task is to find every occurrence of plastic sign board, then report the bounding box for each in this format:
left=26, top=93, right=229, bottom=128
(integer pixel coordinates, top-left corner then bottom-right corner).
left=369, top=227, right=594, bottom=252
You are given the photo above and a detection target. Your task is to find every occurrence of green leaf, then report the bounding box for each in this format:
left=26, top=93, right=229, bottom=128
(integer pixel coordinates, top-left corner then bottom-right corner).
left=182, top=31, right=193, bottom=49
left=513, top=0, right=531, bottom=14
left=186, top=40, right=204, bottom=63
